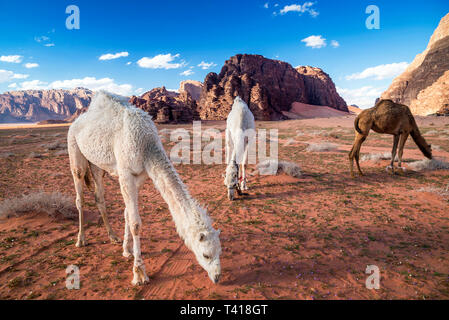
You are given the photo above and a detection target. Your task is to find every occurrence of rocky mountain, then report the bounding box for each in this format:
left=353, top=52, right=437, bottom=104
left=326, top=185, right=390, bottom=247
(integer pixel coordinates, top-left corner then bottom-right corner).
left=129, top=86, right=199, bottom=123
left=179, top=80, right=203, bottom=102
left=0, top=88, right=93, bottom=123
left=295, top=66, right=347, bottom=111
left=198, top=54, right=347, bottom=121
left=381, top=13, right=449, bottom=115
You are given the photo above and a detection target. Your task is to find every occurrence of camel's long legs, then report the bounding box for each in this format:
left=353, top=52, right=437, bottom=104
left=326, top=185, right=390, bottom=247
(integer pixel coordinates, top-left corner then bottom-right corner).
left=240, top=145, right=249, bottom=190
left=118, top=172, right=148, bottom=285
left=397, top=132, right=409, bottom=169
left=69, top=137, right=89, bottom=247
left=388, top=135, right=400, bottom=174
left=90, top=164, right=120, bottom=244
left=349, top=133, right=367, bottom=177
left=123, top=173, right=147, bottom=259
left=122, top=208, right=133, bottom=258
left=73, top=172, right=86, bottom=247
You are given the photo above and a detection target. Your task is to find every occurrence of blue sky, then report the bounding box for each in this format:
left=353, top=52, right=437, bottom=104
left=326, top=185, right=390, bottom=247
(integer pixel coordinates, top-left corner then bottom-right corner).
left=0, top=0, right=448, bottom=108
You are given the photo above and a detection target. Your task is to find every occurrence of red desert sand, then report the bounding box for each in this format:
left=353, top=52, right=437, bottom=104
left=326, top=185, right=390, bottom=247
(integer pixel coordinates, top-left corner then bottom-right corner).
left=0, top=115, right=448, bottom=300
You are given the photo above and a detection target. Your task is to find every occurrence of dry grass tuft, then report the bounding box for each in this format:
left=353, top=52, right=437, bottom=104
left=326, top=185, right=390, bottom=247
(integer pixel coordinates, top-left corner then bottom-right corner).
left=306, top=142, right=338, bottom=152
left=257, top=159, right=302, bottom=178
left=55, top=149, right=68, bottom=156
left=0, top=192, right=77, bottom=219
left=283, top=138, right=296, bottom=146
left=28, top=152, right=43, bottom=159
left=417, top=185, right=449, bottom=198
left=361, top=152, right=392, bottom=163
left=408, top=158, right=449, bottom=171
left=0, top=152, right=15, bottom=158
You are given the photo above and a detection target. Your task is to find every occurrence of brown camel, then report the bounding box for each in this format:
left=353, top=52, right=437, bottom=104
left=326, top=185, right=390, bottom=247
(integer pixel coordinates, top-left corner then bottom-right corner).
left=349, top=99, right=432, bottom=177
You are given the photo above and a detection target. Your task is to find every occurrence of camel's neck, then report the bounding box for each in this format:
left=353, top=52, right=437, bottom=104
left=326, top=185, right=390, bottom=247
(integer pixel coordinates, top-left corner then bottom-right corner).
left=145, top=150, right=211, bottom=247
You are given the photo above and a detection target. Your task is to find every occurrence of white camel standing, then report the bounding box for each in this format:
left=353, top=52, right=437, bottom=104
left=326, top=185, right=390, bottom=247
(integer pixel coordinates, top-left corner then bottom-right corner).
left=224, top=96, right=256, bottom=200
left=67, top=91, right=222, bottom=285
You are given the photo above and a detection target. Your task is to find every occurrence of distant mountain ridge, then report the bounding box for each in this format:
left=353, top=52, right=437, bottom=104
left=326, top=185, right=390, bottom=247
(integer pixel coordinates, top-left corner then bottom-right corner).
left=0, top=87, right=93, bottom=123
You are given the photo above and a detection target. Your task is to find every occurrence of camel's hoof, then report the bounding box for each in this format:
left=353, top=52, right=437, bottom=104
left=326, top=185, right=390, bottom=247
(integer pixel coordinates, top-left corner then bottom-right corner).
left=76, top=238, right=87, bottom=247
left=385, top=165, right=395, bottom=174
left=109, top=233, right=122, bottom=245
left=132, top=265, right=149, bottom=286
left=123, top=250, right=133, bottom=259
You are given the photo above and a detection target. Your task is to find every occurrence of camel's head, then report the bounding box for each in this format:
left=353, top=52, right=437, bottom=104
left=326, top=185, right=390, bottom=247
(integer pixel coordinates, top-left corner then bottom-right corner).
left=192, top=228, right=222, bottom=284
left=224, top=161, right=239, bottom=200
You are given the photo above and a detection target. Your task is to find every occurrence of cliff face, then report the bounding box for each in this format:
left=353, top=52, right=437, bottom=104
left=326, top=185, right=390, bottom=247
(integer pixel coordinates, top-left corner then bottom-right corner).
left=381, top=13, right=449, bottom=115
left=179, top=80, right=203, bottom=102
left=129, top=87, right=199, bottom=124
left=0, top=88, right=93, bottom=123
left=295, top=66, right=348, bottom=112
left=198, top=54, right=347, bottom=120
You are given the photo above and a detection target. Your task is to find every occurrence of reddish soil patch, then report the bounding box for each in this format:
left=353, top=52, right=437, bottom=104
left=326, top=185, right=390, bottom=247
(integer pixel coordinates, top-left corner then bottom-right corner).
left=0, top=117, right=448, bottom=300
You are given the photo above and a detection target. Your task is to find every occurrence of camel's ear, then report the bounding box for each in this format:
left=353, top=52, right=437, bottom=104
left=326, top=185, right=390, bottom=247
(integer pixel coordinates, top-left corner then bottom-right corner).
left=199, top=233, right=206, bottom=242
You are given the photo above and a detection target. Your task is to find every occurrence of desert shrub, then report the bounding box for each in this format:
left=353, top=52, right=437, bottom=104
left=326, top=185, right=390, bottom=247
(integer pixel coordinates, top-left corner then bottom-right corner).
left=257, top=159, right=302, bottom=178
left=0, top=192, right=77, bottom=219
left=408, top=158, right=449, bottom=171
left=0, top=152, right=15, bottom=158
left=28, top=152, right=43, bottom=159
left=305, top=142, right=338, bottom=152
left=55, top=149, right=68, bottom=156
left=42, top=141, right=66, bottom=150
left=417, top=185, right=449, bottom=198
left=360, top=152, right=392, bottom=163
left=283, top=138, right=296, bottom=146
left=424, top=130, right=438, bottom=136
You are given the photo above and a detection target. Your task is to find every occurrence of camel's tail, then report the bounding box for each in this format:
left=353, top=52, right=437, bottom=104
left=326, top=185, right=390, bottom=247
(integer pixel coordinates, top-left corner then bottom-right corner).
left=409, top=113, right=432, bottom=159
left=354, top=115, right=363, bottom=134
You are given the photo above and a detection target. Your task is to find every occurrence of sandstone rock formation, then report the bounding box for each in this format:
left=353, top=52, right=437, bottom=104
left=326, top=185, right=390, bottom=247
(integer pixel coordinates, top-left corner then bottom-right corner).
left=179, top=80, right=203, bottom=102
left=129, top=86, right=199, bottom=123
left=381, top=13, right=449, bottom=115
left=295, top=66, right=347, bottom=111
left=198, top=54, right=347, bottom=120
left=0, top=88, right=93, bottom=123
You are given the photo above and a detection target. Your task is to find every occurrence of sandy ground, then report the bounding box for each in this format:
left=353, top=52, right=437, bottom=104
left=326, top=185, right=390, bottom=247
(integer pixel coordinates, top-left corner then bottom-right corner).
left=0, top=115, right=448, bottom=300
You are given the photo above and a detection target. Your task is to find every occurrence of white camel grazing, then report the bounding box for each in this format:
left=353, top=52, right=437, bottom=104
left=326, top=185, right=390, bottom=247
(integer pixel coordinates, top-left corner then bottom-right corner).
left=224, top=96, right=256, bottom=200
left=67, top=91, right=222, bottom=285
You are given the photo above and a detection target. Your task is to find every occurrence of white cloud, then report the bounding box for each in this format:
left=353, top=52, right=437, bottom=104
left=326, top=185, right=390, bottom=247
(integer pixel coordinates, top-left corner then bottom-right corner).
left=126, top=62, right=132, bottom=65
left=49, top=77, right=133, bottom=96
left=0, top=55, right=23, bottom=63
left=264, top=2, right=269, bottom=8
left=197, top=61, right=217, bottom=70
left=337, top=86, right=384, bottom=108
left=301, top=35, right=326, bottom=48
left=99, top=52, right=129, bottom=61
left=279, top=2, right=318, bottom=17
left=135, top=88, right=145, bottom=95
left=180, top=69, right=194, bottom=76
left=137, top=54, right=185, bottom=69
left=331, top=40, right=340, bottom=48
left=345, top=62, right=409, bottom=81
left=24, top=63, right=39, bottom=69
left=0, top=69, right=29, bottom=83
left=20, top=80, right=49, bottom=90
left=8, top=83, right=17, bottom=89
left=35, top=36, right=50, bottom=43
left=16, top=77, right=134, bottom=96
left=44, top=43, right=55, bottom=47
